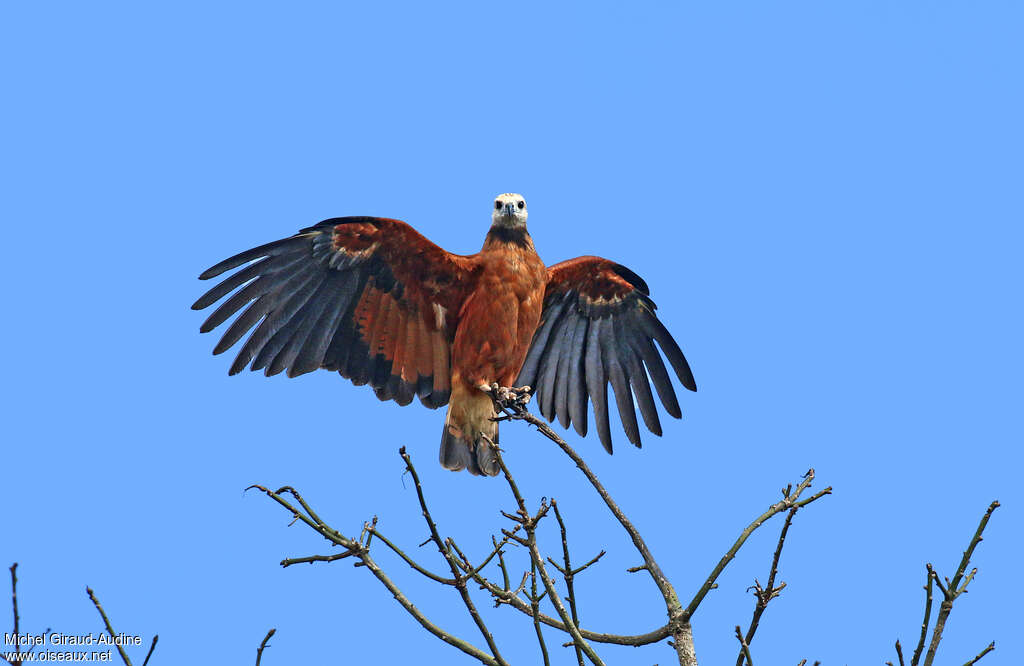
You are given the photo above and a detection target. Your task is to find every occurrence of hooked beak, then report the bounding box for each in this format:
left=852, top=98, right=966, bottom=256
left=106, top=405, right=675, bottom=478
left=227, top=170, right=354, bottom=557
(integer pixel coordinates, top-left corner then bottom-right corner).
left=503, top=202, right=516, bottom=217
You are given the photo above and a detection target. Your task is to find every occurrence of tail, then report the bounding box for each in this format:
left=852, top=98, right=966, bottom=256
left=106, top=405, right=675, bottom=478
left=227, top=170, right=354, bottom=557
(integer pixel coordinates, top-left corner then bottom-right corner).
left=439, top=386, right=500, bottom=477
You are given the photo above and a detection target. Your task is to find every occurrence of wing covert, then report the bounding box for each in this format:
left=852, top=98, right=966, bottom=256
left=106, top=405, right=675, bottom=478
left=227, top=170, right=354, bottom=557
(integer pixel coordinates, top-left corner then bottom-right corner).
left=516, top=256, right=696, bottom=453
left=193, top=217, right=477, bottom=408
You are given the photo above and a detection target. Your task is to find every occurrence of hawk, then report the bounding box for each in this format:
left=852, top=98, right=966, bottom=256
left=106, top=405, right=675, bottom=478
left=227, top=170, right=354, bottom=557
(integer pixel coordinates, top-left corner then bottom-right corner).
left=192, top=194, right=696, bottom=476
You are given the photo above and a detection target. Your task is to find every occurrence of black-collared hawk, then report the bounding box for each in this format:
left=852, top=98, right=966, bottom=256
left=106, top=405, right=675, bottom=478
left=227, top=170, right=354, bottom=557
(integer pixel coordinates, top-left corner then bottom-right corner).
left=192, top=194, right=696, bottom=476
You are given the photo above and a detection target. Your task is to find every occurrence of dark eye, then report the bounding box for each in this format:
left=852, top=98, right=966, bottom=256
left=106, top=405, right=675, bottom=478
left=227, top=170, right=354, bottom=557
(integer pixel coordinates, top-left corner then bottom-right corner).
left=495, top=201, right=502, bottom=210
left=517, top=201, right=525, bottom=210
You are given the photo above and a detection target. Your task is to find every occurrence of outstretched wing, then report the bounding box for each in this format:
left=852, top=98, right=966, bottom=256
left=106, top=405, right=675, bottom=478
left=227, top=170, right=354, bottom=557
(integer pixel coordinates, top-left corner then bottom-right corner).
left=516, top=256, right=696, bottom=453
left=192, top=217, right=478, bottom=408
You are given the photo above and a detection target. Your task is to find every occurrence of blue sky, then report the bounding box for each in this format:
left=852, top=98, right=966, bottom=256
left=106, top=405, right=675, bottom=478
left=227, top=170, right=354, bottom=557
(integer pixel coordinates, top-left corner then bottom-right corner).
left=2, top=2, right=1020, bottom=664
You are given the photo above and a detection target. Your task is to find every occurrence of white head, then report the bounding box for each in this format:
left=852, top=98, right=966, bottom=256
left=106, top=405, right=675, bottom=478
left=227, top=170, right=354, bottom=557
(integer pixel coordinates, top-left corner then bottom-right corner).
left=491, top=193, right=528, bottom=228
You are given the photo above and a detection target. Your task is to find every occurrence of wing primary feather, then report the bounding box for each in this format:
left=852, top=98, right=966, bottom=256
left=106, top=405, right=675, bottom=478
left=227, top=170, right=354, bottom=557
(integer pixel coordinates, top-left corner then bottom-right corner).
left=537, top=305, right=571, bottom=422
left=193, top=251, right=312, bottom=312
left=322, top=270, right=370, bottom=372
left=248, top=270, right=325, bottom=373
left=270, top=278, right=336, bottom=377
left=290, top=271, right=357, bottom=377
left=603, top=316, right=641, bottom=447
left=200, top=272, right=277, bottom=334
left=516, top=297, right=567, bottom=388
left=630, top=333, right=681, bottom=419
left=213, top=263, right=321, bottom=357
left=614, top=315, right=661, bottom=436
left=567, top=316, right=589, bottom=437
left=585, top=317, right=612, bottom=453
left=215, top=293, right=274, bottom=357
left=641, top=315, right=696, bottom=392
left=199, top=235, right=311, bottom=280
left=222, top=264, right=321, bottom=369
left=191, top=258, right=267, bottom=311
left=553, top=309, right=581, bottom=429
left=224, top=301, right=273, bottom=374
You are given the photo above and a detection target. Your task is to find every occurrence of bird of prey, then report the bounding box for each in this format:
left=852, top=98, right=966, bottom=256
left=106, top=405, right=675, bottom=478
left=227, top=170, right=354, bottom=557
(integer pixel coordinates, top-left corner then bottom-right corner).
left=192, top=194, right=696, bottom=476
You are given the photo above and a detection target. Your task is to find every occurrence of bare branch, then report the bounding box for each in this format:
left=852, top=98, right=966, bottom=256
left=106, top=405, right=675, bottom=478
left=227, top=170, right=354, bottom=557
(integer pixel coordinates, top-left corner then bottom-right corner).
left=490, top=396, right=692, bottom=660
left=399, top=447, right=509, bottom=666
left=281, top=552, right=356, bottom=568
left=529, top=560, right=551, bottom=666
left=6, top=564, right=21, bottom=666
left=734, top=625, right=754, bottom=665
left=255, top=628, right=275, bottom=666
left=735, top=506, right=799, bottom=666
left=686, top=470, right=830, bottom=620
left=911, top=565, right=935, bottom=666
left=365, top=527, right=454, bottom=584
left=141, top=636, right=158, bottom=666
left=923, top=501, right=999, bottom=666
left=492, top=446, right=605, bottom=666
left=551, top=500, right=586, bottom=666
left=86, top=587, right=133, bottom=666
left=963, top=641, right=995, bottom=665
left=251, top=482, right=501, bottom=666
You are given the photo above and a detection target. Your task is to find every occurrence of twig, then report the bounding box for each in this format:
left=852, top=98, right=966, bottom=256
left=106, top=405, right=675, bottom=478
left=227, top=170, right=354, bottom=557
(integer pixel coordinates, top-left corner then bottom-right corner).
left=281, top=552, right=357, bottom=568
left=491, top=397, right=692, bottom=661
left=7, top=564, right=20, bottom=666
left=686, top=472, right=830, bottom=621
left=551, top=500, right=586, bottom=666
left=252, top=483, right=501, bottom=666
left=86, top=587, right=133, bottom=666
left=400, top=447, right=509, bottom=666
left=364, top=527, right=454, bottom=583
left=493, top=446, right=605, bottom=666
left=911, top=566, right=934, bottom=666
left=963, top=641, right=995, bottom=665
left=255, top=628, right=275, bottom=666
left=735, top=506, right=798, bottom=666
left=141, top=636, right=158, bottom=666
left=529, top=560, right=551, bottom=666
left=894, top=639, right=905, bottom=666
left=734, top=625, right=754, bottom=666
left=923, top=501, right=999, bottom=666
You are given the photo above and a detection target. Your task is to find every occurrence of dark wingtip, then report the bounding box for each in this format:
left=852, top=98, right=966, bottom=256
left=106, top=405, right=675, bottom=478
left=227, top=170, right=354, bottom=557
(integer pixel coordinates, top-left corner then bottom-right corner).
left=610, top=263, right=650, bottom=295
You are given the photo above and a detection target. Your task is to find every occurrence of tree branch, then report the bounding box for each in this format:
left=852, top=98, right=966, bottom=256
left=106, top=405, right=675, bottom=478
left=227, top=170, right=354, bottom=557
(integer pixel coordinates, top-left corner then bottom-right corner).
left=734, top=625, right=753, bottom=665
left=735, top=506, right=799, bottom=666
left=963, top=641, right=995, bottom=666
left=528, top=559, right=551, bottom=666
left=86, top=587, right=134, bottom=666
left=250, top=482, right=501, bottom=666
left=141, top=635, right=158, bottom=666
left=686, top=470, right=830, bottom=621
left=492, top=446, right=606, bottom=666
left=551, top=499, right=587, bottom=666
left=400, top=446, right=509, bottom=666
left=255, top=628, right=275, bottom=666
left=922, top=501, right=999, bottom=666
left=910, top=565, right=934, bottom=666
left=491, top=395, right=693, bottom=661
